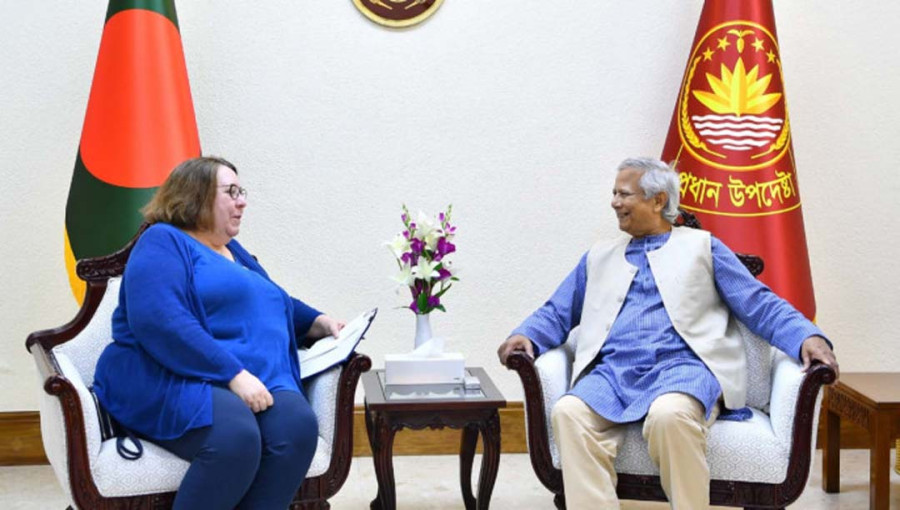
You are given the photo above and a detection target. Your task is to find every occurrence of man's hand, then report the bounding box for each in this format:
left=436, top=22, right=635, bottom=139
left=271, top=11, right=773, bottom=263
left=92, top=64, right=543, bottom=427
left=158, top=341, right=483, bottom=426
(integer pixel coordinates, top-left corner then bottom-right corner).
left=228, top=369, right=274, bottom=413
left=497, top=334, right=535, bottom=366
left=800, top=335, right=839, bottom=381
left=308, top=314, right=346, bottom=340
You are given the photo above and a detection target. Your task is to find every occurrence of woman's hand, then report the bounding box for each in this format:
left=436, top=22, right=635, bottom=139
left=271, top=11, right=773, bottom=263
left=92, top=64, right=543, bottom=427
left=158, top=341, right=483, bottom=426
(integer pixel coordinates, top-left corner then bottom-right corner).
left=307, top=314, right=346, bottom=340
left=228, top=369, right=274, bottom=413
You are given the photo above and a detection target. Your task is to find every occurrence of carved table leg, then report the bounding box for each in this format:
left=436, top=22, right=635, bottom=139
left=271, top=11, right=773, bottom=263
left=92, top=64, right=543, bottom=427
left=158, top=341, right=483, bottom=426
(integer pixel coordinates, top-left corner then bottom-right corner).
left=476, top=411, right=501, bottom=510
left=459, top=424, right=479, bottom=510
left=870, top=413, right=892, bottom=510
left=822, top=405, right=841, bottom=493
left=368, top=410, right=397, bottom=510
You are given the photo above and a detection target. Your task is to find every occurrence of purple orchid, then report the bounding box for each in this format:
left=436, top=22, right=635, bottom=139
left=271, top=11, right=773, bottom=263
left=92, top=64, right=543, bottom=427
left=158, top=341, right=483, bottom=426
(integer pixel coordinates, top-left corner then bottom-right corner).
left=436, top=238, right=456, bottom=257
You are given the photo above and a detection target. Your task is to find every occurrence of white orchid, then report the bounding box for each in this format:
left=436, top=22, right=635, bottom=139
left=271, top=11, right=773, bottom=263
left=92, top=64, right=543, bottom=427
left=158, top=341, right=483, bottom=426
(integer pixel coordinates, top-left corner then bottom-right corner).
left=413, top=210, right=444, bottom=250
left=391, top=263, right=415, bottom=287
left=424, top=229, right=441, bottom=251
left=441, top=258, right=459, bottom=277
left=413, top=210, right=436, bottom=239
left=411, top=258, right=440, bottom=281
left=385, top=233, right=410, bottom=259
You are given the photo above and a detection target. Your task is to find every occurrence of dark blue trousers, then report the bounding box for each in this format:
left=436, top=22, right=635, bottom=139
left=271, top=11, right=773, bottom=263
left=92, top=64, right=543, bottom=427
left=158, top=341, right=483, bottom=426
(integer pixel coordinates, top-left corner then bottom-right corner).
left=154, top=387, right=318, bottom=509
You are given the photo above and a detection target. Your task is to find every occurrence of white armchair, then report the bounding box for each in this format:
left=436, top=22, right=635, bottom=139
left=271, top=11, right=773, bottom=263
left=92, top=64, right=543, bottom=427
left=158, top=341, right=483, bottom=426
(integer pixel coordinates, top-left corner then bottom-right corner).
left=26, top=229, right=370, bottom=510
left=505, top=264, right=836, bottom=509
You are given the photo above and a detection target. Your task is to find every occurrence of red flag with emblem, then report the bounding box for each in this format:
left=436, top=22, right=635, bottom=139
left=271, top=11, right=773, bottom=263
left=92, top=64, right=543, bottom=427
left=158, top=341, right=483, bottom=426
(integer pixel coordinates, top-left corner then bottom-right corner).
left=661, top=0, right=816, bottom=320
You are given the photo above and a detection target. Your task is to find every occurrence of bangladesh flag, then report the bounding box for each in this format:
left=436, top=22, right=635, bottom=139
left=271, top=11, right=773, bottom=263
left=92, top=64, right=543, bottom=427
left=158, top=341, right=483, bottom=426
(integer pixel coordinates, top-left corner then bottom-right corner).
left=64, top=0, right=200, bottom=303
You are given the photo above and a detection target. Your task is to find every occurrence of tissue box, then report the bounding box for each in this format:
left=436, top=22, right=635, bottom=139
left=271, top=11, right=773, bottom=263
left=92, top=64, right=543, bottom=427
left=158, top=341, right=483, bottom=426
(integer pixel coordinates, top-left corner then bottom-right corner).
left=384, top=352, right=466, bottom=385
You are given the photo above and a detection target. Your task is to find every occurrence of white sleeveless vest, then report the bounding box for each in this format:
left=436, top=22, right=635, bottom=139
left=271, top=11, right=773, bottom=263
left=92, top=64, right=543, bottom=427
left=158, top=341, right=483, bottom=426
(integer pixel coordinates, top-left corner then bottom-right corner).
left=573, top=227, right=747, bottom=409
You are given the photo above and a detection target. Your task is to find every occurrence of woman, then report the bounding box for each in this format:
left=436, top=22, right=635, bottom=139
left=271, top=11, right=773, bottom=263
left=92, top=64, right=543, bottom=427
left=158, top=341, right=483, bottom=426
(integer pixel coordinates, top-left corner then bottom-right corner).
left=93, top=156, right=344, bottom=509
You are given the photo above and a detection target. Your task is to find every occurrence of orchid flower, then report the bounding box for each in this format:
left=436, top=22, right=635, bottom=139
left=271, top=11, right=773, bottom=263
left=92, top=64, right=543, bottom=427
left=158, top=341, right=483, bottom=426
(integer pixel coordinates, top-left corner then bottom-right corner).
left=440, top=259, right=459, bottom=278
left=414, top=211, right=436, bottom=239
left=386, top=234, right=411, bottom=259
left=411, top=258, right=440, bottom=281
left=387, top=204, right=457, bottom=314
left=391, top=263, right=415, bottom=287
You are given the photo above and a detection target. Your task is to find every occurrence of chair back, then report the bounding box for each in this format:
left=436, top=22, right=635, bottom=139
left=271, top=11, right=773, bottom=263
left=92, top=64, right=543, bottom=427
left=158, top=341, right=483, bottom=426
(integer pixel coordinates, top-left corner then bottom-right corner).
left=55, top=278, right=120, bottom=384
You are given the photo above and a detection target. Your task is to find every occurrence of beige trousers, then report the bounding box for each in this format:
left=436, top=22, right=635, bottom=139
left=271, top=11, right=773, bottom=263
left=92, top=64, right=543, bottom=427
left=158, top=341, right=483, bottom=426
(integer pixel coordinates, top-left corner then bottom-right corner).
left=550, top=393, right=720, bottom=510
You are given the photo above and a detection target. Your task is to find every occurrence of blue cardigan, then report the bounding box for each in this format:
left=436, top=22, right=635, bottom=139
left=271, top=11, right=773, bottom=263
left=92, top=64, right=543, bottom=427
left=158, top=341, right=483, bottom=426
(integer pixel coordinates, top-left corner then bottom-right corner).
left=93, top=223, right=321, bottom=440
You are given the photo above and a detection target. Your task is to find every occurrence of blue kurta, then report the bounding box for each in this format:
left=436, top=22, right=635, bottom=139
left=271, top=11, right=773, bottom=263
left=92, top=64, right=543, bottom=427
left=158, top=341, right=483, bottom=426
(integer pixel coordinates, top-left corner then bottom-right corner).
left=93, top=223, right=322, bottom=440
left=512, top=230, right=824, bottom=422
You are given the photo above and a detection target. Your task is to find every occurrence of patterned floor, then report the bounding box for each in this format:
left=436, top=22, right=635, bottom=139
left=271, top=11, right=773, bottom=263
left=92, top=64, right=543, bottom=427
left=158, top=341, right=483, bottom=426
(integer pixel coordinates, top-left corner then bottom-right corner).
left=1, top=450, right=896, bottom=509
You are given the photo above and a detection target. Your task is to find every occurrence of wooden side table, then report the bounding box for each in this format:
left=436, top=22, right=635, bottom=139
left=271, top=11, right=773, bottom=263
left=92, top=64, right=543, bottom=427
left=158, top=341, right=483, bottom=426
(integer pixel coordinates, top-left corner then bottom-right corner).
left=362, top=367, right=507, bottom=510
left=822, top=372, right=900, bottom=510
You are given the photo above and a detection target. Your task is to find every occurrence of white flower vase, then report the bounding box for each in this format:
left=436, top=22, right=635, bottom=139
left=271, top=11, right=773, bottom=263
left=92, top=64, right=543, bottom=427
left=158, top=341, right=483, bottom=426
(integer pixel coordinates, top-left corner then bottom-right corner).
left=414, top=313, right=432, bottom=349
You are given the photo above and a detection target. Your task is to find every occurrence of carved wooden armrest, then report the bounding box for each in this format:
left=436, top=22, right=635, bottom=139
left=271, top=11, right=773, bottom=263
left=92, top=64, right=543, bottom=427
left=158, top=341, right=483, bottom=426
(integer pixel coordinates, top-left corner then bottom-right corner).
left=296, top=352, right=372, bottom=505
left=769, top=360, right=836, bottom=506
left=505, top=351, right=563, bottom=494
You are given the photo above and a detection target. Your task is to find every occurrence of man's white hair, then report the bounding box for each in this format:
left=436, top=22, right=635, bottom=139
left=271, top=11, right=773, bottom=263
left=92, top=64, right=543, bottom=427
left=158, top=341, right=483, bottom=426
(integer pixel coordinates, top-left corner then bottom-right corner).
left=617, top=157, right=680, bottom=224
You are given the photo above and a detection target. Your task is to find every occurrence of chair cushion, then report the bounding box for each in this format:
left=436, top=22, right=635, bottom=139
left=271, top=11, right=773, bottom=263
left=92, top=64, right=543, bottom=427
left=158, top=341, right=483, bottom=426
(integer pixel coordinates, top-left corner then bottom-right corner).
left=738, top=321, right=774, bottom=410
left=91, top=412, right=334, bottom=498
left=94, top=440, right=188, bottom=497
left=614, top=408, right=789, bottom=483
left=92, top=425, right=334, bottom=498
left=539, top=320, right=787, bottom=483
left=547, top=405, right=790, bottom=484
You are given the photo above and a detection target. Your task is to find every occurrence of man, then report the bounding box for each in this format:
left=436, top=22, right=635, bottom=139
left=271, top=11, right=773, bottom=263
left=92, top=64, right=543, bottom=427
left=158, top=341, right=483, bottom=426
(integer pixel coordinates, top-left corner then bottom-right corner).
left=497, top=157, right=838, bottom=509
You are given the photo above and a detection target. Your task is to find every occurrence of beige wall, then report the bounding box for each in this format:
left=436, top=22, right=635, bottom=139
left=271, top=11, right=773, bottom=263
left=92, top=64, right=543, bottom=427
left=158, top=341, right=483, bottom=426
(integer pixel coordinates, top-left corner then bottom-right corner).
left=1, top=1, right=897, bottom=411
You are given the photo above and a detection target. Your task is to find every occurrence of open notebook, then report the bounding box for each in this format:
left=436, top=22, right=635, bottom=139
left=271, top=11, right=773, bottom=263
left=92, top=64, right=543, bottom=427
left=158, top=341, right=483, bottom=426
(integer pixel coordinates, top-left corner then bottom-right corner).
left=298, top=308, right=377, bottom=379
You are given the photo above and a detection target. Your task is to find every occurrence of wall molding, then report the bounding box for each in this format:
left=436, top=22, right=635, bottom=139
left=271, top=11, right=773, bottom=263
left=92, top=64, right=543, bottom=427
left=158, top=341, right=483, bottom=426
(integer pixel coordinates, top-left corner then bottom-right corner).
left=0, top=404, right=876, bottom=466
left=0, top=411, right=46, bottom=465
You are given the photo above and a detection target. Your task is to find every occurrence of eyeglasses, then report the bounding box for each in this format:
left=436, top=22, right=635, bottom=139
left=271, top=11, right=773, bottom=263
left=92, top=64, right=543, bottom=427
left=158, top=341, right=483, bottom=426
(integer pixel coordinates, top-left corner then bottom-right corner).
left=219, top=184, right=247, bottom=200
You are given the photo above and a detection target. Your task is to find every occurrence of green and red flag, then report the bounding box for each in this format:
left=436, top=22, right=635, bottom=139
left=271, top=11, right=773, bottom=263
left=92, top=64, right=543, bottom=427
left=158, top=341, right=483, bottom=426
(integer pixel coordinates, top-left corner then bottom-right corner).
left=65, top=0, right=200, bottom=303
left=661, top=0, right=816, bottom=320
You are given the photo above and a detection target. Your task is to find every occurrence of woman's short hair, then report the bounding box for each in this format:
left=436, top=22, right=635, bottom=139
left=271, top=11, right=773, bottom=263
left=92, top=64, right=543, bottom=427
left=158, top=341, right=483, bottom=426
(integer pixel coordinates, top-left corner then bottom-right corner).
left=142, top=156, right=238, bottom=231
left=616, top=157, right=681, bottom=223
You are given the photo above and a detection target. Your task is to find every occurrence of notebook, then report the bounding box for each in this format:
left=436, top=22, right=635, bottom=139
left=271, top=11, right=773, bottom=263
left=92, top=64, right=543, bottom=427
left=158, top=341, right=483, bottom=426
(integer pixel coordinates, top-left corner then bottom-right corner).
left=298, top=308, right=377, bottom=379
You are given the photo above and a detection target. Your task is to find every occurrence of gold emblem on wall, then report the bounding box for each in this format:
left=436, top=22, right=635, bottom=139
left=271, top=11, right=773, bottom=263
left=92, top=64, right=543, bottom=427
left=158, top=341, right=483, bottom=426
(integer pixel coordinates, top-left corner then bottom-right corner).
left=353, top=0, right=444, bottom=28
